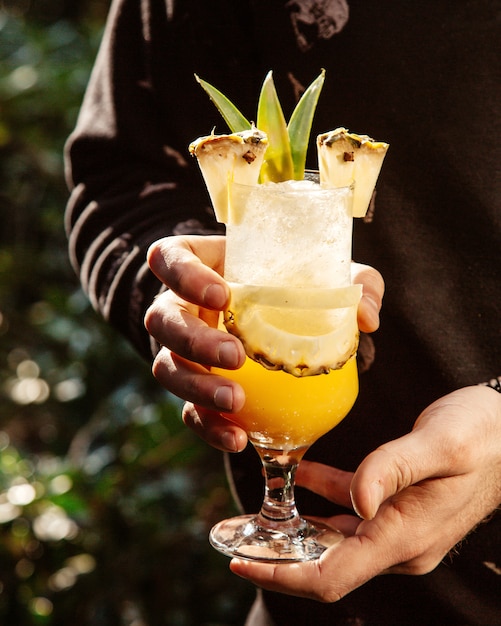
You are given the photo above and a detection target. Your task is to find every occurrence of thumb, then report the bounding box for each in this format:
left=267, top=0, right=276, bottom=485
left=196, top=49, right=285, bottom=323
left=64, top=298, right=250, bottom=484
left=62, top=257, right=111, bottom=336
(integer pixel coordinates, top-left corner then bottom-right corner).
left=349, top=428, right=446, bottom=520
left=350, top=387, right=494, bottom=520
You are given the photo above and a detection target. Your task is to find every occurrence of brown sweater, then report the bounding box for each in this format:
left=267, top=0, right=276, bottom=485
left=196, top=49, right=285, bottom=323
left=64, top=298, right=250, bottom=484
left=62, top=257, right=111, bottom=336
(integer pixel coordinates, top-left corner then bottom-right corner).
left=65, top=1, right=501, bottom=623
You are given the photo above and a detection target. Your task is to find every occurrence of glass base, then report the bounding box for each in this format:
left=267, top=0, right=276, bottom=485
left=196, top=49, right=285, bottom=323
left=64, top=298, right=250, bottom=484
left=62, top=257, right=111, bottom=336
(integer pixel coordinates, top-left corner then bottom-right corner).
left=209, top=514, right=344, bottom=563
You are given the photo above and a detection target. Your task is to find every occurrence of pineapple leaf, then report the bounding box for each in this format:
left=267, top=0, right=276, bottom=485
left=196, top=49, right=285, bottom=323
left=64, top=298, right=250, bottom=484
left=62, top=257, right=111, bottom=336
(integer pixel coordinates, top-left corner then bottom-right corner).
left=195, top=70, right=325, bottom=182
left=195, top=74, right=251, bottom=132
left=288, top=69, right=325, bottom=179
left=256, top=71, right=294, bottom=183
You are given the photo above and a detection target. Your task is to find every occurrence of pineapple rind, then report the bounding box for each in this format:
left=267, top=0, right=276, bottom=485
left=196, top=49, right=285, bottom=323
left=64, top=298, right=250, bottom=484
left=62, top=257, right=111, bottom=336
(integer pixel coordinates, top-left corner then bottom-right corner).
left=224, top=305, right=360, bottom=377
left=189, top=129, right=268, bottom=223
left=317, top=127, right=389, bottom=218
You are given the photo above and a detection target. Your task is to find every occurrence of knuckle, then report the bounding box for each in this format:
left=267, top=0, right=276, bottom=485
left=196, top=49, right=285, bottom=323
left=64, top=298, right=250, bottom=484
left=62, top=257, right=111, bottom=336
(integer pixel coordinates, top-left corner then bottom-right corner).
left=176, top=327, right=203, bottom=361
left=182, top=402, right=203, bottom=429
left=144, top=302, right=168, bottom=340
left=147, top=238, right=169, bottom=274
left=143, top=302, right=157, bottom=333
left=372, top=445, right=415, bottom=491
left=151, top=349, right=171, bottom=382
left=151, top=351, right=211, bottom=407
left=146, top=241, right=159, bottom=267
left=149, top=238, right=191, bottom=293
left=315, top=563, right=346, bottom=603
left=183, top=372, right=207, bottom=402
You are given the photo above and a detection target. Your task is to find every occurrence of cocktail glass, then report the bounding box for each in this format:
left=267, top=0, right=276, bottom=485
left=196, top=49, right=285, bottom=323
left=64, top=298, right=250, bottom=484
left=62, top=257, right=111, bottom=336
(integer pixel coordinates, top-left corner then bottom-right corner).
left=210, top=174, right=360, bottom=562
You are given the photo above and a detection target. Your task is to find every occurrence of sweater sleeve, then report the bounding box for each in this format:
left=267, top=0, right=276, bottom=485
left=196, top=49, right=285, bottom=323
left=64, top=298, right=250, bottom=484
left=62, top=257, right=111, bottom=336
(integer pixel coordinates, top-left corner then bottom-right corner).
left=64, top=0, right=222, bottom=361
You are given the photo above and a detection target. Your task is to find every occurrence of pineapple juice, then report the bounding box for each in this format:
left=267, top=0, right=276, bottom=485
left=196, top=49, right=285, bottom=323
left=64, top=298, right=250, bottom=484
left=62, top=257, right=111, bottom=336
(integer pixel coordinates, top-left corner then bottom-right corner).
left=214, top=356, right=358, bottom=449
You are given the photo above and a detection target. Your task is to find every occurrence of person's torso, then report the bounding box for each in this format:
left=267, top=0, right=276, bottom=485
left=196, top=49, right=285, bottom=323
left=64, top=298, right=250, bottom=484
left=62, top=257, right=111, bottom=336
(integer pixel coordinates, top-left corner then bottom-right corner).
left=147, top=2, right=501, bottom=623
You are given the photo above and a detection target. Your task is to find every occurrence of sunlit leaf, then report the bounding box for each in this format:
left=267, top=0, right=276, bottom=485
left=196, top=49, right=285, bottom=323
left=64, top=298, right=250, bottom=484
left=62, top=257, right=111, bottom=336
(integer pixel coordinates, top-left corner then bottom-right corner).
left=195, top=75, right=251, bottom=132
left=288, top=69, right=325, bottom=179
left=195, top=70, right=325, bottom=183
left=256, top=71, right=293, bottom=182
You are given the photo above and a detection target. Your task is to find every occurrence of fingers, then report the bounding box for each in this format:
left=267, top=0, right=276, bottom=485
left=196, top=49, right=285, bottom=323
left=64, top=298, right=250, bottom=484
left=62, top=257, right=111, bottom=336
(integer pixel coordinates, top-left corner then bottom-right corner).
left=152, top=347, right=246, bottom=412
left=296, top=460, right=354, bottom=510
left=146, top=291, right=246, bottom=413
left=182, top=402, right=248, bottom=453
left=230, top=531, right=385, bottom=602
left=147, top=235, right=228, bottom=308
left=349, top=388, right=487, bottom=521
left=152, top=345, right=248, bottom=450
left=144, top=235, right=247, bottom=415
left=145, top=235, right=246, bottom=373
left=351, top=262, right=384, bottom=333
left=350, top=424, right=454, bottom=521
left=145, top=289, right=245, bottom=371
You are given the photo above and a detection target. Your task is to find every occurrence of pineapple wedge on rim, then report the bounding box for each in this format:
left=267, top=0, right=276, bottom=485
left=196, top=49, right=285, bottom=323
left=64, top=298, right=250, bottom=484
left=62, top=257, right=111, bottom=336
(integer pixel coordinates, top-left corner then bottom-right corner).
left=317, top=127, right=389, bottom=217
left=189, top=128, right=268, bottom=223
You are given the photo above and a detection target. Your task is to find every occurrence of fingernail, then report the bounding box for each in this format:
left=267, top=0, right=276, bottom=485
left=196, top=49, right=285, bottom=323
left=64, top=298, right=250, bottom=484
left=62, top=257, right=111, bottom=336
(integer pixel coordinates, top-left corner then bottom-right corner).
left=350, top=480, right=384, bottom=520
left=214, top=385, right=234, bottom=411
left=221, top=430, right=238, bottom=452
left=350, top=487, right=363, bottom=519
left=218, top=341, right=239, bottom=368
left=204, top=283, right=227, bottom=309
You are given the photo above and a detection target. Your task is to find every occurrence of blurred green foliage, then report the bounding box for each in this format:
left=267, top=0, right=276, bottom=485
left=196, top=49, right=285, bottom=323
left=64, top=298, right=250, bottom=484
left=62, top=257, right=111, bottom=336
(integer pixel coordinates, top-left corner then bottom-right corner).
left=0, top=1, right=253, bottom=623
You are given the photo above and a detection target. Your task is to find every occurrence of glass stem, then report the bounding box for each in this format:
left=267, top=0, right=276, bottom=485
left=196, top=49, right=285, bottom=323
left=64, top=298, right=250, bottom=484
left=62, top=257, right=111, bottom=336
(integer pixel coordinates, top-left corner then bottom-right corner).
left=254, top=446, right=308, bottom=528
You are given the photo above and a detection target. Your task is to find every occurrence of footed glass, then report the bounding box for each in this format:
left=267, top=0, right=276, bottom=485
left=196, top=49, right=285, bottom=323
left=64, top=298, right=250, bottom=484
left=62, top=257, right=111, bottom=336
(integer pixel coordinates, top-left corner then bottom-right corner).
left=210, top=175, right=359, bottom=562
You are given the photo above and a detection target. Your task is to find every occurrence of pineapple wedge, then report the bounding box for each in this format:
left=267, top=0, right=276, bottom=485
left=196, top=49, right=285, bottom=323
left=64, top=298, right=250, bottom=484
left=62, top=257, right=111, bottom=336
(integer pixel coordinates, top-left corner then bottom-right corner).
left=189, top=128, right=268, bottom=223
left=224, top=283, right=362, bottom=377
left=317, top=128, right=389, bottom=217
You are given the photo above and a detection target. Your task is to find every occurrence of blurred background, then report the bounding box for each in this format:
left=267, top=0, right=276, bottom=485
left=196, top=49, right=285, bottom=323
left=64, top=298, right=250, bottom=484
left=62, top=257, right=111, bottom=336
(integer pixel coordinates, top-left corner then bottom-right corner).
left=0, top=1, right=254, bottom=623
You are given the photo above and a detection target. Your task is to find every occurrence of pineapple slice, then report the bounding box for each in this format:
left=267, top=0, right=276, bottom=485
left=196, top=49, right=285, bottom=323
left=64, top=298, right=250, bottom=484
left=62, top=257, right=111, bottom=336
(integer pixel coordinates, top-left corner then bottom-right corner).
left=189, top=128, right=268, bottom=223
left=317, top=128, right=389, bottom=217
left=224, top=283, right=362, bottom=377
left=227, top=283, right=362, bottom=309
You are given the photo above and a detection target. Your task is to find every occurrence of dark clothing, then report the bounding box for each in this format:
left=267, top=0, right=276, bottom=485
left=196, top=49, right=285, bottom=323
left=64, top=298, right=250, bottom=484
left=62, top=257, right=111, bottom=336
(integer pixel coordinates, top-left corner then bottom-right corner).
left=65, top=1, right=501, bottom=624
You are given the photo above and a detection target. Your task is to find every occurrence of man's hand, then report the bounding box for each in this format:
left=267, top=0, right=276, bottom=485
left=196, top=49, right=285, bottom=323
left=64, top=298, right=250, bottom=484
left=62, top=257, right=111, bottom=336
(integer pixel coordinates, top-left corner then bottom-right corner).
left=145, top=234, right=384, bottom=452
left=229, top=386, right=501, bottom=601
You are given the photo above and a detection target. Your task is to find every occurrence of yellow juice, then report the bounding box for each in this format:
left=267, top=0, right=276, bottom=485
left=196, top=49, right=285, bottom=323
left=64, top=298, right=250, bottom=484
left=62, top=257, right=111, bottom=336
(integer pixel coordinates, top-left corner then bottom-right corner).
left=214, top=356, right=358, bottom=449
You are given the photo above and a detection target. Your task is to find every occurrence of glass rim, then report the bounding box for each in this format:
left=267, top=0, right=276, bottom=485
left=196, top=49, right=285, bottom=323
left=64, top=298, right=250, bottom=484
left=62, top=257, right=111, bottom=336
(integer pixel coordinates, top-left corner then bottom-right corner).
left=230, top=174, right=354, bottom=193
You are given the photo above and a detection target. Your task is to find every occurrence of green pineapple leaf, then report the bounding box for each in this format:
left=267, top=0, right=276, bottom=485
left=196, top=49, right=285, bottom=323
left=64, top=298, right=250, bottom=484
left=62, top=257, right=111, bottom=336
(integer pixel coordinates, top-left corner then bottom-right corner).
left=195, top=74, right=251, bottom=132
left=195, top=70, right=325, bottom=182
left=256, top=71, right=294, bottom=182
left=288, top=69, right=325, bottom=179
